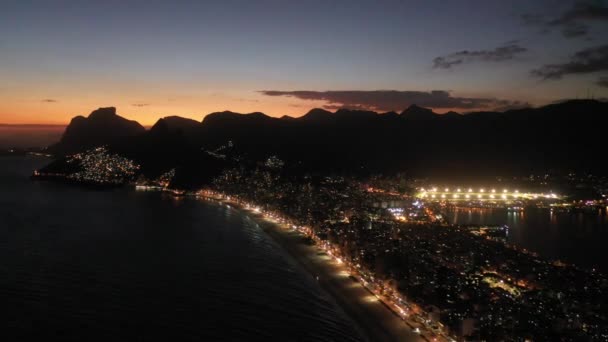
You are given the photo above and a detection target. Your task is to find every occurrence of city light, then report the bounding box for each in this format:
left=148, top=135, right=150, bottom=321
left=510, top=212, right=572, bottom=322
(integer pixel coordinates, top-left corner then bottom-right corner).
left=416, top=186, right=562, bottom=203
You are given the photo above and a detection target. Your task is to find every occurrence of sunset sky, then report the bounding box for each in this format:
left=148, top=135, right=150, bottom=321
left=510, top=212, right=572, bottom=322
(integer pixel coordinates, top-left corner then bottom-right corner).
left=1, top=0, right=607, bottom=125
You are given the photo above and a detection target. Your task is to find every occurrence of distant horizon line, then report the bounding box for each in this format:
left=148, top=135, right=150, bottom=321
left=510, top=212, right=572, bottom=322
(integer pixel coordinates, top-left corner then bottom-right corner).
left=2, top=98, right=605, bottom=126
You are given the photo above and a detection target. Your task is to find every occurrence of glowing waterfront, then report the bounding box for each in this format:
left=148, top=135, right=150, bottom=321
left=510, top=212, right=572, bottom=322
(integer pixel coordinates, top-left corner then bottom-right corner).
left=196, top=189, right=450, bottom=342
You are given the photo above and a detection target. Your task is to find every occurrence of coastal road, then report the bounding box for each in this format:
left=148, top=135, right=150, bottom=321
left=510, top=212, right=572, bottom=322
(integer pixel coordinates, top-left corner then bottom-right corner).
left=256, top=216, right=425, bottom=342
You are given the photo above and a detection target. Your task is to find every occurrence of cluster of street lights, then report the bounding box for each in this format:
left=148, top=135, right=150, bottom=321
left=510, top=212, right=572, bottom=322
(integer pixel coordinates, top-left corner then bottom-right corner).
left=418, top=187, right=559, bottom=200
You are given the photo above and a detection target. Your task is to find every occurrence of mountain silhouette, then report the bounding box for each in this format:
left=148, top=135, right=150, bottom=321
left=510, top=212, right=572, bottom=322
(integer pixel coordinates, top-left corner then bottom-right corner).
left=46, top=100, right=608, bottom=181
left=400, top=104, right=438, bottom=120
left=149, top=116, right=201, bottom=142
left=299, top=108, right=333, bottom=123
left=48, top=107, right=145, bottom=155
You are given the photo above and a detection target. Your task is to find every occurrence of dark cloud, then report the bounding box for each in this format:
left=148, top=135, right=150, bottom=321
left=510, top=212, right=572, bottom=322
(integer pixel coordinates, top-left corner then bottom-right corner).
left=492, top=102, right=532, bottom=112
left=41, top=99, right=57, bottom=103
left=523, top=2, right=608, bottom=38
left=598, top=76, right=608, bottom=87
left=561, top=23, right=589, bottom=37
left=548, top=2, right=608, bottom=26
left=531, top=44, right=608, bottom=79
left=433, top=42, right=527, bottom=69
left=132, top=103, right=150, bottom=107
left=260, top=90, right=527, bottom=112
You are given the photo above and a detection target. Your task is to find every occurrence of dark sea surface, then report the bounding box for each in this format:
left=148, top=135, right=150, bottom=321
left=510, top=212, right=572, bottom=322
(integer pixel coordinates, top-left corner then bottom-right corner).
left=0, top=156, right=364, bottom=341
left=445, top=206, right=608, bottom=272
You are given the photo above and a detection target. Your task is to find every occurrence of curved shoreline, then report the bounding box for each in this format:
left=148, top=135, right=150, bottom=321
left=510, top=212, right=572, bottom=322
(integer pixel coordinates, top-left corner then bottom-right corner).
left=210, top=197, right=426, bottom=342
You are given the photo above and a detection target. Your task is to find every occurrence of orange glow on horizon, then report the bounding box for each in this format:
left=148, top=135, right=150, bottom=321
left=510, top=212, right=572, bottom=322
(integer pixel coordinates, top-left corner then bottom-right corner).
left=0, top=101, right=473, bottom=126
left=0, top=96, right=331, bottom=125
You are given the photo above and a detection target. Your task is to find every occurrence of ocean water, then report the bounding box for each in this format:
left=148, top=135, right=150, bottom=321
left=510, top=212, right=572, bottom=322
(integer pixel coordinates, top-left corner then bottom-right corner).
left=0, top=156, right=364, bottom=341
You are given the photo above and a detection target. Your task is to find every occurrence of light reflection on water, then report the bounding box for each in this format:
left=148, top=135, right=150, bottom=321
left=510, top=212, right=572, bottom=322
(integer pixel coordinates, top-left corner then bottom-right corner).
left=446, top=206, right=608, bottom=272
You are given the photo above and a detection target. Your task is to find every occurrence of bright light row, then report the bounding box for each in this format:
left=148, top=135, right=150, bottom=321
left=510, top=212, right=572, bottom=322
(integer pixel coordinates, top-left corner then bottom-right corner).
left=419, top=192, right=558, bottom=199
left=421, top=187, right=521, bottom=194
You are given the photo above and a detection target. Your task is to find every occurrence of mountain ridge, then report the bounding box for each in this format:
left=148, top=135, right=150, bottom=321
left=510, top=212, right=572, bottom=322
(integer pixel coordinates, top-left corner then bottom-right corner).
left=46, top=99, right=608, bottom=179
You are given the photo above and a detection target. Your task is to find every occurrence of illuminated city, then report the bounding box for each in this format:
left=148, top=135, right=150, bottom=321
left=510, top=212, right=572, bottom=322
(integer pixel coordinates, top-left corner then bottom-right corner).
left=3, top=1, right=608, bottom=341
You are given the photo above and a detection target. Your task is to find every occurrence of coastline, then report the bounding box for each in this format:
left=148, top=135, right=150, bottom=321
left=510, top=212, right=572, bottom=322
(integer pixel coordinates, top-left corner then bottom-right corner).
left=207, top=196, right=427, bottom=342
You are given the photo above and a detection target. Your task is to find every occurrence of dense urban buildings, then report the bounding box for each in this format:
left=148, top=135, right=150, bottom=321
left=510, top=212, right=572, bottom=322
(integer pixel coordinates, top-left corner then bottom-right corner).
left=204, top=164, right=608, bottom=341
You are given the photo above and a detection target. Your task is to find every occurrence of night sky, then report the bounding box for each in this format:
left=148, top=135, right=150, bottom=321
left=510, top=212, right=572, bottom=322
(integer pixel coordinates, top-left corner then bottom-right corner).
left=1, top=0, right=607, bottom=124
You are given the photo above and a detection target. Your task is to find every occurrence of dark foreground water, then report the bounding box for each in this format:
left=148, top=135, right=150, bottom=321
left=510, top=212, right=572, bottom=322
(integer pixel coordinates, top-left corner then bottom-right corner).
left=0, top=156, right=364, bottom=341
left=446, top=206, right=608, bottom=272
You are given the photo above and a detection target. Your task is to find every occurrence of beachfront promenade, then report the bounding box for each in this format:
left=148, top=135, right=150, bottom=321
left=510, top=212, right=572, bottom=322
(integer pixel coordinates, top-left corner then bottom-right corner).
left=203, top=193, right=436, bottom=342
left=260, top=219, right=427, bottom=342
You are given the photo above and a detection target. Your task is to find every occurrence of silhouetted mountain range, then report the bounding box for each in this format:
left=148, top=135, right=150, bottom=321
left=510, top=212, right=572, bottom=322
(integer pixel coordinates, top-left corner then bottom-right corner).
left=46, top=100, right=608, bottom=182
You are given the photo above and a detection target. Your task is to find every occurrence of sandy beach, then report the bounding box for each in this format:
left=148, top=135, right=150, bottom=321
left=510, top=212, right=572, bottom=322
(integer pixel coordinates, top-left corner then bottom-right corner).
left=215, top=198, right=427, bottom=342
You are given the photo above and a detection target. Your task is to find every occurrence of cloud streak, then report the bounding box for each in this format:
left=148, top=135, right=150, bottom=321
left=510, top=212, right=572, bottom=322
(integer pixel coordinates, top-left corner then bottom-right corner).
left=433, top=42, right=527, bottom=69
left=132, top=103, right=150, bottom=107
left=531, top=44, right=608, bottom=79
left=523, top=2, right=608, bottom=38
left=597, top=76, right=608, bottom=88
left=260, top=90, right=528, bottom=112
left=548, top=2, right=608, bottom=26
